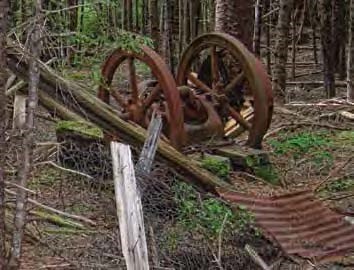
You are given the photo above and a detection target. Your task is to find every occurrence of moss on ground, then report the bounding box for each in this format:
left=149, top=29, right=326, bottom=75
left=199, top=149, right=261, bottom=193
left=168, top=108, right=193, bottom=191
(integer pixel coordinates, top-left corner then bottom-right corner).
left=336, top=131, right=354, bottom=145
left=269, top=131, right=335, bottom=168
left=172, top=182, right=258, bottom=240
left=56, top=120, right=103, bottom=139
left=201, top=155, right=231, bottom=180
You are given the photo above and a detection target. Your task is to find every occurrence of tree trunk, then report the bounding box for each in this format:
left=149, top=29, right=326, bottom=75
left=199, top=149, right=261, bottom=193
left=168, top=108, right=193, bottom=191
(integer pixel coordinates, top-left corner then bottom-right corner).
left=135, top=0, right=139, bottom=32
left=272, top=0, right=294, bottom=102
left=332, top=0, right=347, bottom=80
left=253, top=0, right=262, bottom=56
left=347, top=0, right=354, bottom=102
left=141, top=0, right=147, bottom=34
left=149, top=0, right=159, bottom=50
left=67, top=0, right=78, bottom=65
left=265, top=0, right=272, bottom=73
left=123, top=0, right=127, bottom=29
left=319, top=0, right=336, bottom=98
left=127, top=0, right=133, bottom=30
left=178, top=0, right=183, bottom=55
left=0, top=0, right=9, bottom=268
left=8, top=1, right=42, bottom=268
left=189, top=0, right=201, bottom=41
left=215, top=0, right=254, bottom=51
left=162, top=0, right=176, bottom=73
left=183, top=0, right=190, bottom=47
left=123, top=0, right=133, bottom=30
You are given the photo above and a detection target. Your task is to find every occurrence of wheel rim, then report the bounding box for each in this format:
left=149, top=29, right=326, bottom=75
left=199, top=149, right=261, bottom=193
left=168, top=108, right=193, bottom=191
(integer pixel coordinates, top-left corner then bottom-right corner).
left=176, top=32, right=273, bottom=148
left=98, top=45, right=186, bottom=149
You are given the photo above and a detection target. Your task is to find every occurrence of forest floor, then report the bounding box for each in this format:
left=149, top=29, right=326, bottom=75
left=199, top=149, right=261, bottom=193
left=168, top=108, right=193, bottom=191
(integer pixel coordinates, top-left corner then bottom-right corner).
left=15, top=85, right=353, bottom=270
left=11, top=44, right=354, bottom=269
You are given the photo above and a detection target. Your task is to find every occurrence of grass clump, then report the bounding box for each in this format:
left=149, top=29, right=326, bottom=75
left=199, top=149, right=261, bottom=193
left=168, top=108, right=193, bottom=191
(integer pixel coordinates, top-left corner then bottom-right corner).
left=253, top=165, right=279, bottom=185
left=324, top=178, right=354, bottom=192
left=270, top=132, right=330, bottom=157
left=56, top=121, right=103, bottom=139
left=201, top=156, right=231, bottom=180
left=30, top=167, right=61, bottom=189
left=269, top=131, right=334, bottom=167
left=173, top=182, right=257, bottom=239
left=336, top=131, right=354, bottom=144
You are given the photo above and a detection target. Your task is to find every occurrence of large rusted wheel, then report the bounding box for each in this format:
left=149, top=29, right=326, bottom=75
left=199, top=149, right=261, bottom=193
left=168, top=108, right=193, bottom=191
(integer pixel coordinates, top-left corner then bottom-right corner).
left=98, top=46, right=186, bottom=149
left=177, top=32, right=273, bottom=149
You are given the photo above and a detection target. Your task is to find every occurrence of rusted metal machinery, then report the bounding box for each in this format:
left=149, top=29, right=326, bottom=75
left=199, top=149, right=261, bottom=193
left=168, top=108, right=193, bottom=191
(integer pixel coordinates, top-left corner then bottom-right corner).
left=98, top=33, right=273, bottom=150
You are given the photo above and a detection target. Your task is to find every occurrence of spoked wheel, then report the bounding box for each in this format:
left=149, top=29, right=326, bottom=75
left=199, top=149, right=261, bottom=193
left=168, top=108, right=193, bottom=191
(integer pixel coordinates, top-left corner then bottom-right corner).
left=176, top=32, right=273, bottom=149
left=98, top=46, right=186, bottom=149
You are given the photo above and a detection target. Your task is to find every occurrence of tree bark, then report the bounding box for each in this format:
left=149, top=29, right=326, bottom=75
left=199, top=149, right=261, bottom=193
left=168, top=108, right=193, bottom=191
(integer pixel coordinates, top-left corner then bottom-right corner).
left=347, top=0, right=354, bottom=102
left=319, top=0, right=336, bottom=98
left=127, top=0, right=133, bottom=30
left=148, top=0, right=159, bottom=50
left=272, top=0, right=294, bottom=102
left=253, top=0, right=262, bottom=56
left=0, top=0, right=9, bottom=268
left=332, top=0, right=347, bottom=80
left=8, top=1, right=42, bottom=268
left=183, top=0, right=190, bottom=47
left=123, top=0, right=133, bottom=31
left=67, top=0, right=78, bottom=65
left=141, top=0, right=147, bottom=34
left=189, top=0, right=201, bottom=41
left=215, top=0, right=254, bottom=51
left=162, top=0, right=175, bottom=72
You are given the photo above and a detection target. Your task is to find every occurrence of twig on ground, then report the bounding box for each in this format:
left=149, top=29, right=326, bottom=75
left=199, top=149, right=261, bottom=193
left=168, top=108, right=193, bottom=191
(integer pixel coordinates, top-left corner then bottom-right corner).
left=39, top=263, right=72, bottom=269
left=265, top=121, right=349, bottom=139
left=245, top=244, right=271, bottom=270
left=5, top=181, right=36, bottom=195
left=217, top=213, right=229, bottom=266
left=340, top=111, right=354, bottom=120
left=35, top=161, right=93, bottom=180
left=314, top=157, right=354, bottom=192
left=5, top=188, right=97, bottom=226
left=149, top=226, right=160, bottom=267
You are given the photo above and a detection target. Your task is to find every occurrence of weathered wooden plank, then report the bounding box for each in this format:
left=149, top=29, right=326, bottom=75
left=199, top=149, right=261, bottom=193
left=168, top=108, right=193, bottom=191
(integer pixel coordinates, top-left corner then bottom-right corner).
left=12, top=95, right=26, bottom=129
left=136, top=113, right=162, bottom=174
left=111, top=142, right=149, bottom=270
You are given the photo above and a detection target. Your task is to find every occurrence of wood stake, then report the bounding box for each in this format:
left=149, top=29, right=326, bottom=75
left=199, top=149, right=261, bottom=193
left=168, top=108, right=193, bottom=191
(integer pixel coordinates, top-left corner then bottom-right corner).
left=111, top=143, right=149, bottom=270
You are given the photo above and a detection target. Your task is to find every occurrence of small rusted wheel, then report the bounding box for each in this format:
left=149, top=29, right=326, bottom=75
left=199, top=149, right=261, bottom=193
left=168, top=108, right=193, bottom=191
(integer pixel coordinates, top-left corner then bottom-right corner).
left=176, top=32, right=273, bottom=149
left=98, top=46, right=186, bottom=149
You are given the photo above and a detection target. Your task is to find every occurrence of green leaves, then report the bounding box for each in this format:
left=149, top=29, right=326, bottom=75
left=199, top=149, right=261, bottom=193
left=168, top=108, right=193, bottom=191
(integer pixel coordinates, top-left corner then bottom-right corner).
left=113, top=30, right=154, bottom=53
left=201, top=156, right=231, bottom=180
left=173, top=182, right=256, bottom=239
left=270, top=132, right=331, bottom=157
left=269, top=131, right=334, bottom=167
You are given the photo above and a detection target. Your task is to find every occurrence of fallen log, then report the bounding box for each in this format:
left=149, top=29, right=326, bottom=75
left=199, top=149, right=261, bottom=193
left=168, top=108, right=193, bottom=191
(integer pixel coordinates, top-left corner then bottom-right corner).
left=6, top=42, right=231, bottom=193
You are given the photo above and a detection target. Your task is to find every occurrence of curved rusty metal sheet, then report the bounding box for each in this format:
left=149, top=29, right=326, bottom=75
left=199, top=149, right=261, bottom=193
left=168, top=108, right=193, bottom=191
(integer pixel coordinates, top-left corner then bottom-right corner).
left=219, top=189, right=354, bottom=264
left=98, top=46, right=186, bottom=149
left=176, top=32, right=273, bottom=149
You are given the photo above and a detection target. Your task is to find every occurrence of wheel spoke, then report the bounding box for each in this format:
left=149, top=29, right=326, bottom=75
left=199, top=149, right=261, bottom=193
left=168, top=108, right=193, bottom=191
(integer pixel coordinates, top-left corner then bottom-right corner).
left=228, top=105, right=251, bottom=130
left=188, top=73, right=213, bottom=93
left=225, top=72, right=245, bottom=93
left=143, top=85, right=161, bottom=108
left=128, top=57, right=139, bottom=103
left=210, top=46, right=220, bottom=89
